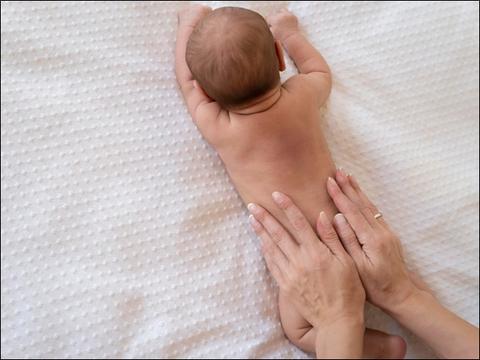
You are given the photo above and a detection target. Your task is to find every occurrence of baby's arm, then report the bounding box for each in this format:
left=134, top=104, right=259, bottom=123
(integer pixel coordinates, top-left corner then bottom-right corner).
left=266, top=8, right=332, bottom=107
left=175, top=5, right=223, bottom=136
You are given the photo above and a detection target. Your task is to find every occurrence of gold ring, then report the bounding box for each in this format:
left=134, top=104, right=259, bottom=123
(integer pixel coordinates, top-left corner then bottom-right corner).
left=374, top=213, right=383, bottom=219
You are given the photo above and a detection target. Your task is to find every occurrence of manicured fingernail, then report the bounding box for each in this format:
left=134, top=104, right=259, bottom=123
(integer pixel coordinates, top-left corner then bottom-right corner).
left=248, top=203, right=258, bottom=214
left=328, top=177, right=338, bottom=187
left=272, top=191, right=283, bottom=204
left=320, top=211, right=329, bottom=226
left=339, top=167, right=346, bottom=176
left=249, top=214, right=259, bottom=226
left=334, top=213, right=347, bottom=227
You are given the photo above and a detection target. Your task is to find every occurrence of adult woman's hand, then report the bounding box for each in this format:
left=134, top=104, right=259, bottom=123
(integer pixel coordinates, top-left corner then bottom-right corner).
left=327, top=168, right=479, bottom=359
left=248, top=192, right=365, bottom=359
left=326, top=169, right=422, bottom=312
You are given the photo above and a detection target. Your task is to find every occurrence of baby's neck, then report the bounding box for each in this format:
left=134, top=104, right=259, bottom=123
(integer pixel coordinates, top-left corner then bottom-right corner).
left=228, top=85, right=282, bottom=115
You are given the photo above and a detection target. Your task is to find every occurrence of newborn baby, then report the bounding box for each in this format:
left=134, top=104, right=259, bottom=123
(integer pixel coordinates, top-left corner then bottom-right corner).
left=176, top=5, right=406, bottom=358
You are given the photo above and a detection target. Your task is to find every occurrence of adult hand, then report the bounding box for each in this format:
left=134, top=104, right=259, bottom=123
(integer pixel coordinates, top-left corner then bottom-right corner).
left=326, top=169, right=425, bottom=312
left=328, top=169, right=479, bottom=359
left=248, top=191, right=365, bottom=331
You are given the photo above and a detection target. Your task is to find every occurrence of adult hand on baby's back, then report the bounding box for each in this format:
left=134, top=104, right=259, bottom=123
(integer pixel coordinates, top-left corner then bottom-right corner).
left=266, top=8, right=300, bottom=43
left=178, top=4, right=212, bottom=29
left=327, top=169, right=432, bottom=313
left=247, top=192, right=365, bottom=330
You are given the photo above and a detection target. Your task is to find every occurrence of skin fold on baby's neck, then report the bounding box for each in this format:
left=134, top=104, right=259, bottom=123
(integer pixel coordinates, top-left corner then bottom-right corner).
left=227, top=84, right=282, bottom=115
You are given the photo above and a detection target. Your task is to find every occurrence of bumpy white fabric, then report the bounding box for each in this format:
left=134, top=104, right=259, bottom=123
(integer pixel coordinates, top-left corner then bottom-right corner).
left=1, top=1, right=478, bottom=358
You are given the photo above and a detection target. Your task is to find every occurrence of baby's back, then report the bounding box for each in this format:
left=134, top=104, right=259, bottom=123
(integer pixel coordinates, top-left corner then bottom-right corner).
left=211, top=77, right=338, bottom=236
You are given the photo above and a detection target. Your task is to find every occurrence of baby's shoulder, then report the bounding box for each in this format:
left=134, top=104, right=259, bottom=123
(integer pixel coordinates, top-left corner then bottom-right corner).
left=282, top=73, right=331, bottom=109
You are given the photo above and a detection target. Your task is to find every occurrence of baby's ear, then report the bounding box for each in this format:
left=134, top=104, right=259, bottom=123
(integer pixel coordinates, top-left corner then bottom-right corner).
left=274, top=40, right=286, bottom=72
left=193, top=80, right=214, bottom=102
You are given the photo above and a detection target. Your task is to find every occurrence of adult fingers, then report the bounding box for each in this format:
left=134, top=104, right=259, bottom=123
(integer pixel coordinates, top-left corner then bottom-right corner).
left=326, top=177, right=375, bottom=245
left=262, top=246, right=287, bottom=287
left=332, top=213, right=365, bottom=262
left=335, top=169, right=383, bottom=231
left=315, top=211, right=348, bottom=257
left=347, top=173, right=392, bottom=232
left=271, top=192, right=321, bottom=249
left=249, top=214, right=290, bottom=271
left=248, top=202, right=299, bottom=260
left=345, top=174, right=406, bottom=257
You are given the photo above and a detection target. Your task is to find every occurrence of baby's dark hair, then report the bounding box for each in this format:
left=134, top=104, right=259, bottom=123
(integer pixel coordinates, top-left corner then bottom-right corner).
left=186, top=7, right=280, bottom=110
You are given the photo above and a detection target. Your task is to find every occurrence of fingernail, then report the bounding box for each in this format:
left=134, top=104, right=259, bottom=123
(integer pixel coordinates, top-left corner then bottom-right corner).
left=272, top=191, right=283, bottom=204
left=320, top=211, right=329, bottom=226
left=334, top=213, right=347, bottom=227
left=339, top=167, right=346, bottom=176
left=249, top=214, right=259, bottom=226
left=247, top=203, right=258, bottom=214
left=328, top=177, right=338, bottom=187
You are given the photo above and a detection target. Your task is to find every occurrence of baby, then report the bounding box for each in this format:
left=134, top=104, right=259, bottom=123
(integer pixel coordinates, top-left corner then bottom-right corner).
left=176, top=5, right=406, bottom=358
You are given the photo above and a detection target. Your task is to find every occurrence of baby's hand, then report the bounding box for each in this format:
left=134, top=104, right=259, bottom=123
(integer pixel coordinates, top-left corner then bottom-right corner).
left=178, top=4, right=212, bottom=29
left=266, top=8, right=299, bottom=43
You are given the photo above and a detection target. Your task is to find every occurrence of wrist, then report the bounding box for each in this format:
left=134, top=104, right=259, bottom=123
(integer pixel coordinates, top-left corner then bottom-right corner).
left=384, top=288, right=437, bottom=319
left=315, top=316, right=365, bottom=359
left=280, top=30, right=301, bottom=44
left=315, top=314, right=365, bottom=333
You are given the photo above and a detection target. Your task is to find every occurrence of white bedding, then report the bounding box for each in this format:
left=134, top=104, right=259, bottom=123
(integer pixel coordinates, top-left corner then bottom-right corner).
left=1, top=1, right=478, bottom=358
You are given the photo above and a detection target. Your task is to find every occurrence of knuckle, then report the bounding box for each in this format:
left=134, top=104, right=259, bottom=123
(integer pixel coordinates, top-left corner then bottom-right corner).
left=289, top=255, right=300, bottom=268
left=378, top=229, right=391, bottom=240
left=271, top=227, right=286, bottom=244
left=374, top=236, right=387, bottom=251
left=292, top=215, right=309, bottom=232
left=309, top=251, right=323, bottom=265
left=323, top=228, right=338, bottom=241
left=254, top=208, right=267, bottom=223
left=256, top=226, right=266, bottom=237
left=267, top=244, right=276, bottom=256
left=354, top=199, right=368, bottom=210
left=295, top=265, right=307, bottom=278
left=368, top=204, right=379, bottom=214
left=277, top=197, right=291, bottom=211
left=347, top=202, right=361, bottom=214
left=341, top=231, right=358, bottom=245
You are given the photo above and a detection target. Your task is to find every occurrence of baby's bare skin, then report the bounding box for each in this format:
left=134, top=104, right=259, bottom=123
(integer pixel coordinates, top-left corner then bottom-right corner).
left=176, top=5, right=407, bottom=358
left=183, top=7, right=338, bottom=236
left=214, top=84, right=338, bottom=233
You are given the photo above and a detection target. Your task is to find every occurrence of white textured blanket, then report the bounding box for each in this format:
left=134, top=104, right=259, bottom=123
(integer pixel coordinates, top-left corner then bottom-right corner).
left=1, top=1, right=478, bottom=358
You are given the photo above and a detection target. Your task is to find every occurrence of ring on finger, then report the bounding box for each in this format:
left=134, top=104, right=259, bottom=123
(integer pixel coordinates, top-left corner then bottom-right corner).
left=374, top=213, right=383, bottom=219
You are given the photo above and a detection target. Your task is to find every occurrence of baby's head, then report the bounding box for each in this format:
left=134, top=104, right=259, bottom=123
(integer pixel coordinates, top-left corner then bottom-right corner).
left=186, top=7, right=281, bottom=110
